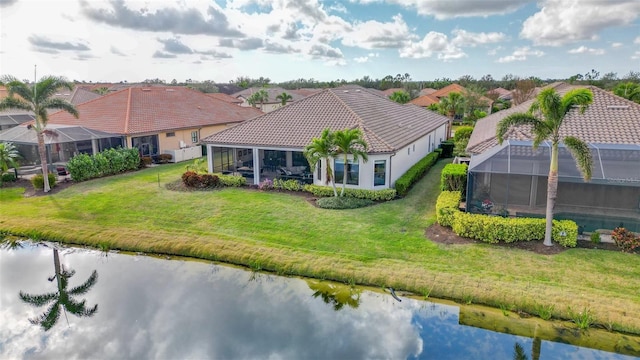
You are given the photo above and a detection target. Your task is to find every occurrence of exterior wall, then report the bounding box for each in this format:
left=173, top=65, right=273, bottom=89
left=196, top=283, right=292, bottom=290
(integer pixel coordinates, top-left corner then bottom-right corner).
left=237, top=97, right=283, bottom=113
left=158, top=125, right=228, bottom=151
left=388, top=124, right=447, bottom=186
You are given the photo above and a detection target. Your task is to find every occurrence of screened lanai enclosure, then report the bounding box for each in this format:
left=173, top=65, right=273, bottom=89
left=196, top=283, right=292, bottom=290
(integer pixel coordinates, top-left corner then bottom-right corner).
left=0, top=124, right=123, bottom=170
left=467, top=141, right=640, bottom=232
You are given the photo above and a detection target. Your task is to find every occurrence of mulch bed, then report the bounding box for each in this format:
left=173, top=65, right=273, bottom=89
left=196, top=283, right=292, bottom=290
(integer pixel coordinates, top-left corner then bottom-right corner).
left=425, top=223, right=622, bottom=255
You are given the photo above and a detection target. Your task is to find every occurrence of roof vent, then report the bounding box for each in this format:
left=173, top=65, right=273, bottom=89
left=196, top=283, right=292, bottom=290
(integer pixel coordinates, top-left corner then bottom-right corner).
left=355, top=89, right=360, bottom=92
left=607, top=105, right=629, bottom=109
left=343, top=90, right=349, bottom=93
left=141, top=88, right=151, bottom=91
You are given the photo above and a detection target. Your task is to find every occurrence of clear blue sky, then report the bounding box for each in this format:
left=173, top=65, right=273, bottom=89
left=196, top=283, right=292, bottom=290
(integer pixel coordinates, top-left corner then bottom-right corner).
left=1, top=0, right=639, bottom=83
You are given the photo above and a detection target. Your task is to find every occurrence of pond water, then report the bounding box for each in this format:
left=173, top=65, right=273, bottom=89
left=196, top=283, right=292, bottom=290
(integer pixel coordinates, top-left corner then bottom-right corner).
left=1, top=241, right=639, bottom=359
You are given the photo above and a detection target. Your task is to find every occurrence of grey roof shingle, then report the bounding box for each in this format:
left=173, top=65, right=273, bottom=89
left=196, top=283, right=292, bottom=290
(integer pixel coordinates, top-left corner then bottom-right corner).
left=467, top=83, right=640, bottom=154
left=202, top=86, right=449, bottom=154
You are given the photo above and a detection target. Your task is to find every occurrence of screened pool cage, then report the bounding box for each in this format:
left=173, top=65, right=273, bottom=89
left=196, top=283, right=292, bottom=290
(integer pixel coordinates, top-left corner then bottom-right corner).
left=467, top=141, right=640, bottom=232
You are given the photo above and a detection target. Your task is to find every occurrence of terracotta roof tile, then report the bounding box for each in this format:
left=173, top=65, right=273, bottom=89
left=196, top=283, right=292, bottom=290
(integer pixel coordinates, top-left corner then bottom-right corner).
left=205, top=93, right=243, bottom=104
left=410, top=94, right=439, bottom=107
left=47, top=86, right=262, bottom=135
left=202, top=86, right=449, bottom=154
left=467, top=83, right=640, bottom=154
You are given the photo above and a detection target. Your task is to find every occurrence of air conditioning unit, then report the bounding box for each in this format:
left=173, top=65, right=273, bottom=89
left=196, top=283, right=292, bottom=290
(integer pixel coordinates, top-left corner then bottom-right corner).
left=179, top=140, right=186, bottom=148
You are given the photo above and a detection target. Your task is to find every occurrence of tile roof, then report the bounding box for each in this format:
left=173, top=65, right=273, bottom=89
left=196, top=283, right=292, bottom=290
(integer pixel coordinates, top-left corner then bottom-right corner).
left=202, top=86, right=449, bottom=154
left=431, top=83, right=467, bottom=98
left=46, top=86, right=262, bottom=135
left=467, top=83, right=640, bottom=154
left=420, top=88, right=437, bottom=96
left=409, top=94, right=439, bottom=107
left=205, top=93, right=243, bottom=104
left=381, top=88, right=406, bottom=96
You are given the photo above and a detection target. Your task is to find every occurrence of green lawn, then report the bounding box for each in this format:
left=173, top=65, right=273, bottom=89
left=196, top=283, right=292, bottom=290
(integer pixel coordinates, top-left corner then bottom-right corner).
left=1, top=161, right=639, bottom=333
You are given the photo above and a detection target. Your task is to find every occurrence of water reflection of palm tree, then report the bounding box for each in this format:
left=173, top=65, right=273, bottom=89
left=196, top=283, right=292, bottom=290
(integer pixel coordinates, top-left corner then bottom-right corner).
left=19, top=248, right=98, bottom=331
left=513, top=337, right=541, bottom=360
left=308, top=280, right=361, bottom=311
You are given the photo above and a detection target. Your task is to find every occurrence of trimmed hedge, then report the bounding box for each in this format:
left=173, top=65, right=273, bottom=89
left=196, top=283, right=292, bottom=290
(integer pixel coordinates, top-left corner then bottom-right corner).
left=394, top=151, right=440, bottom=196
left=440, top=164, right=468, bottom=193
left=453, top=126, right=474, bottom=142
left=434, top=191, right=578, bottom=247
left=217, top=174, right=246, bottom=187
left=316, top=197, right=374, bottom=209
left=436, top=191, right=461, bottom=227
left=439, top=141, right=454, bottom=158
left=67, top=147, right=140, bottom=182
left=31, top=173, right=57, bottom=190
left=303, top=184, right=397, bottom=201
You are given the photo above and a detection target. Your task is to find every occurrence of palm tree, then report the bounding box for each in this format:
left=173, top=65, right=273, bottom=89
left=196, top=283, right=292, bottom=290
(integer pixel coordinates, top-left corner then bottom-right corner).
left=389, top=90, right=411, bottom=104
left=19, top=248, right=98, bottom=331
left=247, top=89, right=269, bottom=109
left=0, top=142, right=20, bottom=174
left=333, top=128, right=368, bottom=197
left=497, top=87, right=593, bottom=246
left=0, top=75, right=79, bottom=192
left=304, top=128, right=338, bottom=197
left=438, top=92, right=465, bottom=139
left=275, top=92, right=293, bottom=106
left=613, top=82, right=640, bottom=103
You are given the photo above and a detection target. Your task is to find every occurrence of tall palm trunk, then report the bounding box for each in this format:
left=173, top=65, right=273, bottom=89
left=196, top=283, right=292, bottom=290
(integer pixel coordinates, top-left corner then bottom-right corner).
left=52, top=249, right=62, bottom=290
left=36, top=130, right=51, bottom=192
left=544, top=142, right=559, bottom=246
left=324, top=157, right=338, bottom=197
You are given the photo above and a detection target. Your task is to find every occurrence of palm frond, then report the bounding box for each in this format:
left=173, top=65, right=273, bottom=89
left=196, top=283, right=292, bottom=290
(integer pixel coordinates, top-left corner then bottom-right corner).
left=496, top=113, right=540, bottom=144
left=561, top=88, right=593, bottom=115
left=34, top=76, right=74, bottom=103
left=19, top=291, right=58, bottom=307
left=40, top=98, right=79, bottom=118
left=30, top=301, right=61, bottom=331
left=0, top=96, right=33, bottom=112
left=68, top=270, right=98, bottom=296
left=563, top=136, right=593, bottom=181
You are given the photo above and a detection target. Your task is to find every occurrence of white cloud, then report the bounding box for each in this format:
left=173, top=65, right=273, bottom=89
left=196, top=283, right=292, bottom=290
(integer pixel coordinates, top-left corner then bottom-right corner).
left=635, top=37, right=640, bottom=44
left=611, top=42, right=623, bottom=48
left=497, top=46, right=544, bottom=63
left=632, top=51, right=640, bottom=60
left=399, top=31, right=466, bottom=61
left=451, top=29, right=506, bottom=47
left=354, top=0, right=529, bottom=19
left=341, top=14, right=416, bottom=49
left=567, top=46, right=605, bottom=55
left=354, top=56, right=370, bottom=63
left=328, top=3, right=348, bottom=13
left=487, top=46, right=503, bottom=56
left=521, top=0, right=640, bottom=46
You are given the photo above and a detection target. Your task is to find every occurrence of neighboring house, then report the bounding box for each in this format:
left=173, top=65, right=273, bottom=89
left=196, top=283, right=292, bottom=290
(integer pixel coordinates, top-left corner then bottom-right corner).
left=232, top=87, right=309, bottom=112
left=215, top=83, right=244, bottom=95
left=419, top=88, right=437, bottom=96
left=409, top=83, right=493, bottom=115
left=201, top=85, right=449, bottom=190
left=0, top=86, right=102, bottom=131
left=205, top=93, right=243, bottom=105
left=465, top=82, right=640, bottom=232
left=381, top=88, right=405, bottom=97
left=45, top=86, right=262, bottom=161
left=409, top=94, right=439, bottom=108
left=487, top=87, right=513, bottom=101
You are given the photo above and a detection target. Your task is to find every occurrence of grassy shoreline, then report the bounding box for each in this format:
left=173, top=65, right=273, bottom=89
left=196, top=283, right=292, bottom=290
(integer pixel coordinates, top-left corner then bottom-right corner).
left=2, top=160, right=640, bottom=334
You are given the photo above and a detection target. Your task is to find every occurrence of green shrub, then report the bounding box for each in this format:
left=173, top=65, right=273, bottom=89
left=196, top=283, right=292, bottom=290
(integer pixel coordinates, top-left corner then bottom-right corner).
left=440, top=164, right=468, bottom=193
left=434, top=148, right=443, bottom=158
left=436, top=191, right=461, bottom=227
left=453, top=126, right=474, bottom=142
left=31, top=173, right=57, bottom=190
left=316, top=197, right=374, bottom=209
left=273, top=178, right=304, bottom=191
left=302, top=184, right=396, bottom=201
left=552, top=220, right=578, bottom=247
left=217, top=174, right=246, bottom=187
left=590, top=232, right=601, bottom=244
left=1, top=173, right=17, bottom=182
left=611, top=227, right=640, bottom=253
left=439, top=141, right=455, bottom=158
left=449, top=212, right=578, bottom=247
left=394, top=151, right=439, bottom=196
left=67, top=148, right=140, bottom=182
